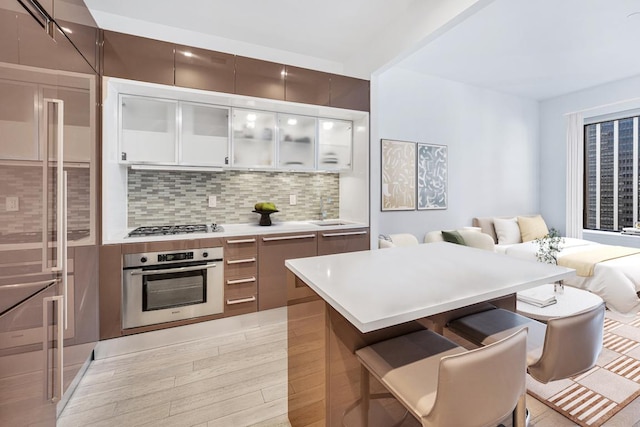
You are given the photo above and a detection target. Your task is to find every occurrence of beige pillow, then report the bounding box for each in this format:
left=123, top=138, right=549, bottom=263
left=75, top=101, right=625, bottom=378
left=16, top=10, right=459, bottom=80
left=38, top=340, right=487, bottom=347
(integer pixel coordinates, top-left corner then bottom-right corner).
left=518, top=215, right=549, bottom=242
left=493, top=217, right=521, bottom=245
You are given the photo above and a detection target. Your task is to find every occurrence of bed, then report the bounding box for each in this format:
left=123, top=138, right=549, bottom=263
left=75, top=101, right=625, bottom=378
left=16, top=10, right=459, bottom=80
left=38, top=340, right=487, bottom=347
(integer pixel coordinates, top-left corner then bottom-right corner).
left=473, top=215, right=640, bottom=315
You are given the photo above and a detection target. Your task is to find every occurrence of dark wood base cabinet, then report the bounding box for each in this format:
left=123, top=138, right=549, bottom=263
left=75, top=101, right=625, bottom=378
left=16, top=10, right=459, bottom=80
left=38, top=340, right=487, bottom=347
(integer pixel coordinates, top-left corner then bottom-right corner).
left=98, top=228, right=370, bottom=339
left=286, top=272, right=516, bottom=427
left=258, top=232, right=318, bottom=311
left=224, top=236, right=259, bottom=316
left=317, top=228, right=369, bottom=255
left=99, top=238, right=226, bottom=340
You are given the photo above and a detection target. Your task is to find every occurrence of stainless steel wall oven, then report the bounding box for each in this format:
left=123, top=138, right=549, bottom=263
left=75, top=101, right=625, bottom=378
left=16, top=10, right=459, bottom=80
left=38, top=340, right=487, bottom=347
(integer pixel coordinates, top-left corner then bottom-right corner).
left=122, top=247, right=224, bottom=329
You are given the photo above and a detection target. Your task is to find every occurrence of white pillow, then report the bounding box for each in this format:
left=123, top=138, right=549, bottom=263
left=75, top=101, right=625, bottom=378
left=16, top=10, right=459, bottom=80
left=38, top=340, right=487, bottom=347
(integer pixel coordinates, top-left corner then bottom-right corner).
left=493, top=217, right=522, bottom=245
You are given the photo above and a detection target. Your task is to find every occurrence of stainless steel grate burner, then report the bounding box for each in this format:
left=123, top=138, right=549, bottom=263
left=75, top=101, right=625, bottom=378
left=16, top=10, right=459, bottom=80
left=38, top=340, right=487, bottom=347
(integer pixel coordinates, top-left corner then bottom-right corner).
left=127, top=223, right=223, bottom=237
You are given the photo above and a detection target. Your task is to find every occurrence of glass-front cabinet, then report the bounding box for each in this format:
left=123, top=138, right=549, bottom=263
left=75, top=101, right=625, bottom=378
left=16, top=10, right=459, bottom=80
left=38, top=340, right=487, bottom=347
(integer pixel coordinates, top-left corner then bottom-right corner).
left=277, top=114, right=316, bottom=170
left=120, top=95, right=177, bottom=164
left=232, top=109, right=276, bottom=168
left=318, top=118, right=352, bottom=171
left=181, top=102, right=229, bottom=166
left=117, top=94, right=353, bottom=172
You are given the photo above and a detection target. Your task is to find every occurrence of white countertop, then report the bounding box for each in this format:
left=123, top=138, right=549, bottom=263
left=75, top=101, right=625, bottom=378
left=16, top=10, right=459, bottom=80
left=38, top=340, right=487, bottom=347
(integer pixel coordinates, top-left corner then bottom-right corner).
left=104, top=220, right=368, bottom=245
left=285, top=242, right=576, bottom=333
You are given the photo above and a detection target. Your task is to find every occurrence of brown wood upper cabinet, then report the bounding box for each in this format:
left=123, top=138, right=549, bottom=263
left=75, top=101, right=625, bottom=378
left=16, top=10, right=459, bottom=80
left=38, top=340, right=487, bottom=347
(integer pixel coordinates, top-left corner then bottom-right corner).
left=56, top=21, right=99, bottom=72
left=6, top=1, right=97, bottom=73
left=174, top=45, right=235, bottom=93
left=284, top=65, right=331, bottom=106
left=55, top=0, right=99, bottom=72
left=235, top=56, right=285, bottom=100
left=103, top=30, right=175, bottom=85
left=101, top=31, right=369, bottom=111
left=36, top=0, right=54, bottom=20
left=330, top=74, right=370, bottom=111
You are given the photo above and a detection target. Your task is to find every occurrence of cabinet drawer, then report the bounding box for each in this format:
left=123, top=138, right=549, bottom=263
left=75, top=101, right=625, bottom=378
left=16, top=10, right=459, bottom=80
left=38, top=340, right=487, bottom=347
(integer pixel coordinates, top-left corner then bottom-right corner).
left=225, top=281, right=257, bottom=299
left=224, top=256, right=257, bottom=277
left=317, top=228, right=370, bottom=255
left=223, top=236, right=257, bottom=258
left=225, top=275, right=257, bottom=287
left=224, top=288, right=257, bottom=317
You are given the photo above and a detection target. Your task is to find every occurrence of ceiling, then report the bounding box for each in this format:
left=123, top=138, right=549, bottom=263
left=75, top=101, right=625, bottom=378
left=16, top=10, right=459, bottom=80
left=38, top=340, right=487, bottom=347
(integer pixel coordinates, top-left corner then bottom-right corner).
left=399, top=0, right=640, bottom=100
left=83, top=0, right=419, bottom=74
left=84, top=0, right=640, bottom=100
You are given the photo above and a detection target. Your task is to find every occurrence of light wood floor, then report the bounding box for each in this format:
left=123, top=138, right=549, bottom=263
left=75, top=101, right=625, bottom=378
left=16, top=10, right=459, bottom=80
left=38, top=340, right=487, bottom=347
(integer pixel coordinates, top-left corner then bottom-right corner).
left=59, top=310, right=640, bottom=427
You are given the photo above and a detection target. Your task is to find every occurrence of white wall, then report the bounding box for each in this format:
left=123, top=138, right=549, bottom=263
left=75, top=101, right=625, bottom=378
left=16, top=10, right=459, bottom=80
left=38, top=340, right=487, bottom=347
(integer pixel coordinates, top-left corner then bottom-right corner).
left=539, top=74, right=640, bottom=235
left=371, top=67, right=540, bottom=242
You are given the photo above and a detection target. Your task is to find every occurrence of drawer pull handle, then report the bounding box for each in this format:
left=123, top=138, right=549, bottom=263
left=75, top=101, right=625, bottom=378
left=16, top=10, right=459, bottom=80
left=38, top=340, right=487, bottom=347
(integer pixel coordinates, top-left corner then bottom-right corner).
left=262, top=234, right=316, bottom=242
left=226, top=277, right=256, bottom=285
left=322, top=231, right=368, bottom=237
left=226, top=238, right=256, bottom=244
left=226, top=296, right=256, bottom=305
left=227, top=257, right=256, bottom=265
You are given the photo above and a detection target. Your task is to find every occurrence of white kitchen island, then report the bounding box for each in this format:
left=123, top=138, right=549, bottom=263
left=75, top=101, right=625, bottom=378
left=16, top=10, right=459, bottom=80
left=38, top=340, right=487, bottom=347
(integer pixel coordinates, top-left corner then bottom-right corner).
left=285, top=242, right=575, bottom=427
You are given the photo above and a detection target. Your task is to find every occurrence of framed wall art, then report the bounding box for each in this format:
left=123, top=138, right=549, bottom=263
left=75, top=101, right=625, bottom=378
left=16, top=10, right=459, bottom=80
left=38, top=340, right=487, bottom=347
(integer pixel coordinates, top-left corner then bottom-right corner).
left=417, top=143, right=447, bottom=210
left=381, top=139, right=416, bottom=211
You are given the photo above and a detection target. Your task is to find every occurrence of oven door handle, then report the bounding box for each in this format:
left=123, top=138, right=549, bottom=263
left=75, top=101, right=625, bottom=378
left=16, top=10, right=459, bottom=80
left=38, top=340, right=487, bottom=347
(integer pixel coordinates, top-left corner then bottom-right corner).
left=129, top=264, right=218, bottom=276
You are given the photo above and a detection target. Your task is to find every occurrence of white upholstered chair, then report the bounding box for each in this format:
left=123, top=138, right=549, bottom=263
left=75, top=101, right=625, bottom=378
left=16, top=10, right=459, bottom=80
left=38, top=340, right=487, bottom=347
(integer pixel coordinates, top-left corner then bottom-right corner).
left=448, top=302, right=605, bottom=383
left=378, top=233, right=420, bottom=248
left=424, top=229, right=495, bottom=251
left=356, top=328, right=528, bottom=426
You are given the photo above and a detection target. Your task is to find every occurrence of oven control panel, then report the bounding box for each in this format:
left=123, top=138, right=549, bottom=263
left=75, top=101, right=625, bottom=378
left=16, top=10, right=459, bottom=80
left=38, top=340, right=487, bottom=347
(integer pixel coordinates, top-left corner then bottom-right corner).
left=123, top=247, right=223, bottom=269
left=157, top=252, right=194, bottom=263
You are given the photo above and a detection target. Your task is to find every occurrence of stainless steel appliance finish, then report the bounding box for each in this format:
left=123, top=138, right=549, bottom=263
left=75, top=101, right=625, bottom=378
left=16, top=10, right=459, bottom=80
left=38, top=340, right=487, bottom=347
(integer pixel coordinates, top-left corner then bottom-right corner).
left=127, top=223, right=224, bottom=237
left=122, top=247, right=224, bottom=328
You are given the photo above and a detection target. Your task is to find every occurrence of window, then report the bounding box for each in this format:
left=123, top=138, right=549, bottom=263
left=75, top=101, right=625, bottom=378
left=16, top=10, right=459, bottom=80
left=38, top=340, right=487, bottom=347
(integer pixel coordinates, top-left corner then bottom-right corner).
left=584, top=116, right=639, bottom=231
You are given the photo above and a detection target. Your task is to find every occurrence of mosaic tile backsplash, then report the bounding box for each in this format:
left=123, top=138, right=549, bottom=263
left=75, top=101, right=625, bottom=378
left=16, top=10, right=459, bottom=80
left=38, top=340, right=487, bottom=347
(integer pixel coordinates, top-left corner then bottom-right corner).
left=127, top=169, right=340, bottom=227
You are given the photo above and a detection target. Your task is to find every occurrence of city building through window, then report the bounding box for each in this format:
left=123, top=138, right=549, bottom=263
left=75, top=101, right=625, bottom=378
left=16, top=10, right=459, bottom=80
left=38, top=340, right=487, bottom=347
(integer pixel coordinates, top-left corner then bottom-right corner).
left=584, top=116, right=639, bottom=231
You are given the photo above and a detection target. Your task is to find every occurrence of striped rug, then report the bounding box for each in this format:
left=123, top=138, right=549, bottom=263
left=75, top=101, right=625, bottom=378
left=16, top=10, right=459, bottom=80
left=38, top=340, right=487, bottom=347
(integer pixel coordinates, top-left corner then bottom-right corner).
left=526, top=311, right=640, bottom=426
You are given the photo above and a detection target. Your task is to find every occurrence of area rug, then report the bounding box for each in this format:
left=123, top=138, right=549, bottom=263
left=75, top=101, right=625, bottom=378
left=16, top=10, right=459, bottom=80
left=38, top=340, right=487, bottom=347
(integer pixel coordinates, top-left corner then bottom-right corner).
left=526, top=310, right=640, bottom=426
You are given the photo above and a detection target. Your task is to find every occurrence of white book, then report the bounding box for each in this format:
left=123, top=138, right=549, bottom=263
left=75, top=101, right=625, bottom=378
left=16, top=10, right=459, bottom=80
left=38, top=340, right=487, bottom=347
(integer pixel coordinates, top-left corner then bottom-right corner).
left=517, top=288, right=557, bottom=306
left=517, top=296, right=557, bottom=308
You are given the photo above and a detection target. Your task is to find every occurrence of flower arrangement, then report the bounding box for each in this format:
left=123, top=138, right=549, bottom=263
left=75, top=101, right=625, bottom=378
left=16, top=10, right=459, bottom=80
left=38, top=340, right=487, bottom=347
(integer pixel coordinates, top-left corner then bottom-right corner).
left=534, top=228, right=564, bottom=265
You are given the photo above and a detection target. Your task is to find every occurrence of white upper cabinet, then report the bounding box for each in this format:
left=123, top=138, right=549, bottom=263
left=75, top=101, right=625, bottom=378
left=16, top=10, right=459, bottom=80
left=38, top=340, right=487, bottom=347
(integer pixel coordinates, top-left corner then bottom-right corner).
left=181, top=102, right=229, bottom=166
left=117, top=93, right=352, bottom=172
left=232, top=109, right=276, bottom=168
left=120, top=95, right=177, bottom=164
left=277, top=114, right=316, bottom=170
left=318, top=118, right=352, bottom=171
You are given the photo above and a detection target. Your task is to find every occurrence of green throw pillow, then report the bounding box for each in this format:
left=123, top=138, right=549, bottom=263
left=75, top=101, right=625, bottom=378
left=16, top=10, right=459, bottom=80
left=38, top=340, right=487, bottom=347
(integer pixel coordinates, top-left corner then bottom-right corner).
left=441, top=230, right=467, bottom=246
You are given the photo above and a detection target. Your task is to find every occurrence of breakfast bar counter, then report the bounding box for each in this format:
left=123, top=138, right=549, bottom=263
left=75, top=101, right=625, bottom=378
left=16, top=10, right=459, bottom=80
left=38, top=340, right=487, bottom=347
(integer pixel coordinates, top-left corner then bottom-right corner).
left=285, top=242, right=575, bottom=426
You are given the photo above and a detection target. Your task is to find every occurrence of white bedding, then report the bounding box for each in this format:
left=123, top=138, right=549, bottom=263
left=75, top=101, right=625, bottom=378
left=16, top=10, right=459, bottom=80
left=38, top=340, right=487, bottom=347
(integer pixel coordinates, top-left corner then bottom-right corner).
left=497, top=238, right=640, bottom=315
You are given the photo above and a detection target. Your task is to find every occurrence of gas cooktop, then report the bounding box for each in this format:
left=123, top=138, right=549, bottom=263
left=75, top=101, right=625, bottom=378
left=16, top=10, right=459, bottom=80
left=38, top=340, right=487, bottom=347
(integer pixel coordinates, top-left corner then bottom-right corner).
left=127, top=223, right=224, bottom=238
